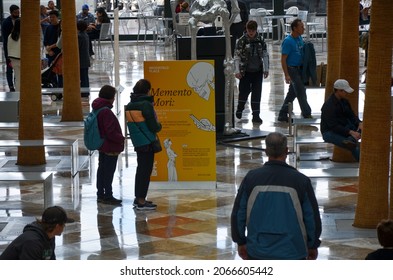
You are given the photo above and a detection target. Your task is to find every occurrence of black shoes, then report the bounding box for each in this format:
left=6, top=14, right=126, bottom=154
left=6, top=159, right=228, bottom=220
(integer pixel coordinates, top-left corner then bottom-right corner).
left=133, top=199, right=153, bottom=207
left=252, top=116, right=263, bottom=124
left=342, top=137, right=358, bottom=150
left=135, top=201, right=157, bottom=211
left=278, top=114, right=289, bottom=122
left=97, top=196, right=122, bottom=205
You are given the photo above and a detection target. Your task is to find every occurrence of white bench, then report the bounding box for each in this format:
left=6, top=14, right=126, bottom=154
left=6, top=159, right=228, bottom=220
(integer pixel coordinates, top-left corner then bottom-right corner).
left=0, top=139, right=80, bottom=208
left=0, top=172, right=53, bottom=208
left=0, top=121, right=84, bottom=129
left=299, top=168, right=359, bottom=178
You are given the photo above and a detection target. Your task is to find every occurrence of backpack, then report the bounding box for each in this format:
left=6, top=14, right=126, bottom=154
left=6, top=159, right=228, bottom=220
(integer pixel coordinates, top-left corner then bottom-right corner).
left=84, top=107, right=108, bottom=150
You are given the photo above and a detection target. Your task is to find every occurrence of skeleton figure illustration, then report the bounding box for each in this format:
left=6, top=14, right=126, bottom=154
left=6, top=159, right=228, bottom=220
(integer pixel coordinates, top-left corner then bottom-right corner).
left=189, top=0, right=240, bottom=134
left=190, top=114, right=215, bottom=131
left=163, top=138, right=178, bottom=181
left=186, top=62, right=215, bottom=100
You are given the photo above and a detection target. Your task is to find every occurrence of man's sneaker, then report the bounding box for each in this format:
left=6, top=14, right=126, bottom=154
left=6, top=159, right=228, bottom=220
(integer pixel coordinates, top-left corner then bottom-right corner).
left=252, top=116, right=263, bottom=124
left=133, top=199, right=153, bottom=207
left=97, top=196, right=104, bottom=203
left=342, top=139, right=357, bottom=150
left=278, top=114, right=289, bottom=122
left=101, top=196, right=122, bottom=205
left=235, top=110, right=242, bottom=119
left=135, top=201, right=157, bottom=211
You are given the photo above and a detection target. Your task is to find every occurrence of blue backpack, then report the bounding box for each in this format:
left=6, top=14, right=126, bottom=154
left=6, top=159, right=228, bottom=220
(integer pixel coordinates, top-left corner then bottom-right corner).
left=84, top=107, right=108, bottom=150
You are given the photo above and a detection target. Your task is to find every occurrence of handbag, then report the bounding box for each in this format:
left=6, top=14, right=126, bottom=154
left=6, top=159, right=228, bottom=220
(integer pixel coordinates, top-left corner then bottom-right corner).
left=126, top=111, right=162, bottom=153
left=151, top=135, right=162, bottom=153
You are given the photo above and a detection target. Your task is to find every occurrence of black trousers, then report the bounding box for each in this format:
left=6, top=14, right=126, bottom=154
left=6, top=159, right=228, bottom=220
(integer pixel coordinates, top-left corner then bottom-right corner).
left=237, top=70, right=263, bottom=116
left=135, top=150, right=154, bottom=200
left=96, top=152, right=119, bottom=198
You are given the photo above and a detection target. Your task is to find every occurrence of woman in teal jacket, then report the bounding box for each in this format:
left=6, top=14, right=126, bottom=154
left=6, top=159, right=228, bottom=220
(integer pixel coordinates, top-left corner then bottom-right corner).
left=125, top=79, right=162, bottom=210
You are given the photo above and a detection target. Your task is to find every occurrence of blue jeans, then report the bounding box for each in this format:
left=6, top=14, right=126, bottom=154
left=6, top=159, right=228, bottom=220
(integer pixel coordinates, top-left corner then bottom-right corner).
left=280, top=67, right=311, bottom=117
left=322, top=124, right=360, bottom=161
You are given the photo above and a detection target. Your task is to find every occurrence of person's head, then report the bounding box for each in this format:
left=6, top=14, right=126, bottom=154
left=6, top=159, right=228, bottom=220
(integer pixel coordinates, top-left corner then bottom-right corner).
left=48, top=9, right=60, bottom=25
left=164, top=138, right=172, bottom=149
left=181, top=2, right=189, bottom=10
left=40, top=206, right=72, bottom=237
left=10, top=18, right=20, bottom=41
left=376, top=219, right=393, bottom=248
left=291, top=19, right=304, bottom=36
left=9, top=4, right=20, bottom=19
left=96, top=7, right=107, bottom=17
left=133, top=79, right=151, bottom=95
left=77, top=20, right=88, bottom=32
left=265, top=132, right=288, bottom=160
left=40, top=5, right=47, bottom=15
left=333, top=79, right=354, bottom=99
left=82, top=4, right=90, bottom=15
left=246, top=20, right=258, bottom=38
left=99, top=85, right=117, bottom=102
left=47, top=1, right=55, bottom=10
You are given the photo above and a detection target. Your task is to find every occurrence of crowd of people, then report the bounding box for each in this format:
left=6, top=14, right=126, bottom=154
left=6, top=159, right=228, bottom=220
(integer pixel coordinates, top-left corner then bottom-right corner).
left=1, top=1, right=386, bottom=261
left=1, top=2, right=114, bottom=93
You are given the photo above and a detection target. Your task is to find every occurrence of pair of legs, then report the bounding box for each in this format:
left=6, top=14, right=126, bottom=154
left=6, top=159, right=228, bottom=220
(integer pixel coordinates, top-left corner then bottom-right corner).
left=88, top=30, right=99, bottom=56
left=135, top=149, right=154, bottom=204
left=80, top=67, right=90, bottom=88
left=279, top=67, right=311, bottom=119
left=6, top=58, right=15, bottom=91
left=9, top=58, right=20, bottom=91
left=236, top=70, right=263, bottom=121
left=96, top=152, right=119, bottom=199
left=322, top=124, right=360, bottom=161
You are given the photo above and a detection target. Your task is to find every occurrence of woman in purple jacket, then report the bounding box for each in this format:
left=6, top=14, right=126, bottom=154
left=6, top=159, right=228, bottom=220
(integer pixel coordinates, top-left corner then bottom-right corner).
left=92, top=85, right=125, bottom=205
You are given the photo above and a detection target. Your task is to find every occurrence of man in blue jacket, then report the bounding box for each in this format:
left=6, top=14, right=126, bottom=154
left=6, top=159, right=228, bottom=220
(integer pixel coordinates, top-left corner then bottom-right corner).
left=231, top=132, right=321, bottom=260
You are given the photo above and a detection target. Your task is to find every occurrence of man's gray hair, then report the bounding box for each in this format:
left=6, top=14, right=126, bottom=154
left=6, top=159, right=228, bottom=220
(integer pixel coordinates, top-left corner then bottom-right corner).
left=265, top=132, right=287, bottom=158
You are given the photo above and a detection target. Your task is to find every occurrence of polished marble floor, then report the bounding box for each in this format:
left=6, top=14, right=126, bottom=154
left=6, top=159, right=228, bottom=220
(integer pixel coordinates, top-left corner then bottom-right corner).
left=0, top=37, right=379, bottom=260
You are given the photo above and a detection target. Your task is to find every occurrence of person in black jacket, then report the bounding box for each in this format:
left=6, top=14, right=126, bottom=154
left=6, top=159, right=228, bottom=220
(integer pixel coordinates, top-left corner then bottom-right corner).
left=77, top=20, right=91, bottom=92
left=226, top=0, right=248, bottom=40
left=0, top=206, right=73, bottom=260
left=1, top=4, right=20, bottom=92
left=321, top=79, right=362, bottom=161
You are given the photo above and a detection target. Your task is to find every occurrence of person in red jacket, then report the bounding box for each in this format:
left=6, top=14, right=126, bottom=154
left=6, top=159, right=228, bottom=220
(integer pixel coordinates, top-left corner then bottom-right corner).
left=92, top=85, right=125, bottom=205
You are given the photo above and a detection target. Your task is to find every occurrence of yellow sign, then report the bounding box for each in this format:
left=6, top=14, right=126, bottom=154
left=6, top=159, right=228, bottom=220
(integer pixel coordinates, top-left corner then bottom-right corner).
left=144, top=60, right=216, bottom=187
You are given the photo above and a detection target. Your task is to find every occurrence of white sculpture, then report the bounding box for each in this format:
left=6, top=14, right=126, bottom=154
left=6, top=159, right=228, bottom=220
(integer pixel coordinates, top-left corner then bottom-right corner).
left=189, top=0, right=240, bottom=135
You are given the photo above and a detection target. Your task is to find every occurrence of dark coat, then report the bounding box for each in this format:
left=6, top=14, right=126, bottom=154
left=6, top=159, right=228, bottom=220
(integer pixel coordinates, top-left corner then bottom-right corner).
left=0, top=222, right=56, bottom=260
left=92, top=97, right=125, bottom=154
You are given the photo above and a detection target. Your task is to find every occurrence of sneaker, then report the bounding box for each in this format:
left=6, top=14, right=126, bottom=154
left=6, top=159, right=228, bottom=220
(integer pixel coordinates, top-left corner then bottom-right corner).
left=303, top=115, right=313, bottom=119
left=101, top=196, right=122, bottom=205
left=342, top=139, right=357, bottom=150
left=135, top=201, right=157, bottom=211
left=278, top=114, right=289, bottom=122
left=133, top=199, right=153, bottom=207
left=97, top=196, right=104, bottom=203
left=235, top=110, right=242, bottom=119
left=252, top=116, right=263, bottom=124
